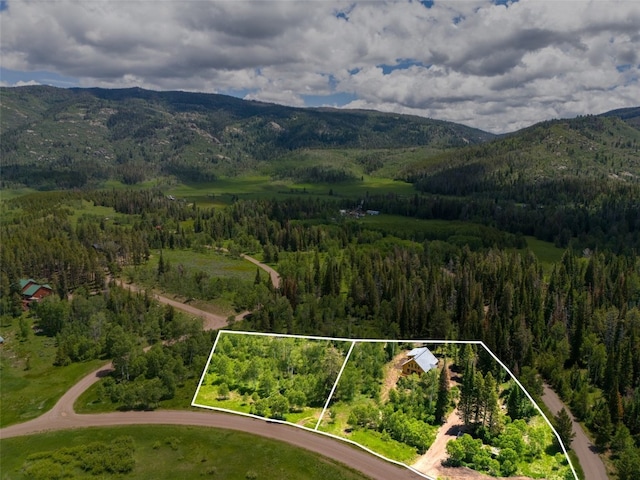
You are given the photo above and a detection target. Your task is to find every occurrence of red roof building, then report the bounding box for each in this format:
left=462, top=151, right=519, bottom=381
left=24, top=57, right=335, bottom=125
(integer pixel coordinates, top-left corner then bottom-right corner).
left=19, top=278, right=54, bottom=307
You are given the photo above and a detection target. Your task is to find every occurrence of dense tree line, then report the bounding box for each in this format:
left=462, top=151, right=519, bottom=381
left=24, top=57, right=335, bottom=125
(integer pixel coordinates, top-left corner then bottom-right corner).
left=3, top=189, right=640, bottom=474
left=28, top=287, right=213, bottom=411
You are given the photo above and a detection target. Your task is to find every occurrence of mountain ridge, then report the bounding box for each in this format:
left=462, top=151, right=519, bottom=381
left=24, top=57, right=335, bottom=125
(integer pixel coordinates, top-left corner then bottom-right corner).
left=1, top=85, right=639, bottom=190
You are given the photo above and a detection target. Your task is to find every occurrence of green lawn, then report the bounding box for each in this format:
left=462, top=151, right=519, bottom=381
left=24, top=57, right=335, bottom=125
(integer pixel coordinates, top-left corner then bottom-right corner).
left=349, top=429, right=418, bottom=464
left=0, top=318, right=106, bottom=427
left=0, top=425, right=372, bottom=480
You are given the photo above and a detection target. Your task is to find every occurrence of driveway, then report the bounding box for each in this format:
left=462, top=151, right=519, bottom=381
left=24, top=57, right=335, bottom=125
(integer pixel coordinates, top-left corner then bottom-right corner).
left=541, top=383, right=608, bottom=480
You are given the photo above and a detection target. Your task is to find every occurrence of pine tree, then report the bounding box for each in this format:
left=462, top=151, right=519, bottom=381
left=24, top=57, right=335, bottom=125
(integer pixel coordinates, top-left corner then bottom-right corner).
left=157, top=251, right=165, bottom=277
left=483, top=372, right=500, bottom=434
left=435, top=360, right=450, bottom=424
left=554, top=408, right=575, bottom=448
left=459, top=361, right=475, bottom=425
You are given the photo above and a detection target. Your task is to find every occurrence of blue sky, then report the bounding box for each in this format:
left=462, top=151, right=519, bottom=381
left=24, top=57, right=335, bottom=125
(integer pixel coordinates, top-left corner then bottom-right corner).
left=1, top=0, right=639, bottom=133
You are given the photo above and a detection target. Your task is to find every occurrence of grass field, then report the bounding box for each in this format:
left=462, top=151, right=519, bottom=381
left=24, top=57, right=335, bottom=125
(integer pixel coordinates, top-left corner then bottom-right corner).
left=151, top=248, right=258, bottom=281
left=67, top=199, right=124, bottom=226
left=164, top=174, right=416, bottom=206
left=0, top=187, right=37, bottom=202
left=0, top=317, right=106, bottom=428
left=349, top=429, right=418, bottom=464
left=0, top=425, right=371, bottom=480
left=520, top=236, right=566, bottom=266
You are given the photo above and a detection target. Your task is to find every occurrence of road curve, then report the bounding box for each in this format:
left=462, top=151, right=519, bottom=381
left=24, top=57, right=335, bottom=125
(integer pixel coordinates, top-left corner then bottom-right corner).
left=114, top=278, right=238, bottom=331
left=240, top=253, right=281, bottom=288
left=0, top=363, right=421, bottom=480
left=115, top=251, right=279, bottom=330
left=541, top=383, right=609, bottom=480
left=0, top=251, right=425, bottom=480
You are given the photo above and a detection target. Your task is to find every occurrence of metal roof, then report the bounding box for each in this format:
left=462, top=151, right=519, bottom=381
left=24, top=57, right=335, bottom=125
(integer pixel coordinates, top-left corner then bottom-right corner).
left=19, top=279, right=36, bottom=290
left=22, top=283, right=52, bottom=297
left=404, top=347, right=438, bottom=372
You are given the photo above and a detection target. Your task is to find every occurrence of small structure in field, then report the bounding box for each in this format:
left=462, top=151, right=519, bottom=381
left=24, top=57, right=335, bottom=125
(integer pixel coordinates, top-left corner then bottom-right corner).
left=401, top=346, right=438, bottom=376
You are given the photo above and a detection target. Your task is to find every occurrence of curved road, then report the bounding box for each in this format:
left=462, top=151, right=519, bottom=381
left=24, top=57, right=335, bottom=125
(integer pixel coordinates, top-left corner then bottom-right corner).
left=240, top=253, right=281, bottom=288
left=115, top=251, right=279, bottom=330
left=0, top=257, right=426, bottom=480
left=114, top=278, right=241, bottom=331
left=541, top=383, right=608, bottom=480
left=0, top=363, right=421, bottom=480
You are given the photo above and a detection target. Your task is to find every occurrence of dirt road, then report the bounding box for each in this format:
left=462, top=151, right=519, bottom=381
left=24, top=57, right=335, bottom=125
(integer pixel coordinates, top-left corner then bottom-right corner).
left=114, top=278, right=242, bottom=330
left=115, top=252, right=278, bottom=330
left=412, top=408, right=464, bottom=478
left=541, top=383, right=608, bottom=480
left=240, top=253, right=281, bottom=288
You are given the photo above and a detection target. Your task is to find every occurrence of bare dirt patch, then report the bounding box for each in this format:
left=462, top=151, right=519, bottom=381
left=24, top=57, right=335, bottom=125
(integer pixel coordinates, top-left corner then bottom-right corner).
left=380, top=351, right=409, bottom=403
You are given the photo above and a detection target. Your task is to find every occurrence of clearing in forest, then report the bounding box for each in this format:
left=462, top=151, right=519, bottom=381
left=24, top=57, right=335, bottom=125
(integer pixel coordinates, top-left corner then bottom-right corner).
left=192, top=331, right=577, bottom=480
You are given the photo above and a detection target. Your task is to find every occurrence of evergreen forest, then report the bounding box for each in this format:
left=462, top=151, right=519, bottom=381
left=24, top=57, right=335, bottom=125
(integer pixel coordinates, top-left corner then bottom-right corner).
left=2, top=87, right=640, bottom=478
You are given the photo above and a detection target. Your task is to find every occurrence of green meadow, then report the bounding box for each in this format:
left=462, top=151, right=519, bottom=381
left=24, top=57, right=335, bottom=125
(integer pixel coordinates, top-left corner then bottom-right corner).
left=163, top=173, right=416, bottom=206
left=0, top=317, right=106, bottom=428
left=0, top=425, right=371, bottom=480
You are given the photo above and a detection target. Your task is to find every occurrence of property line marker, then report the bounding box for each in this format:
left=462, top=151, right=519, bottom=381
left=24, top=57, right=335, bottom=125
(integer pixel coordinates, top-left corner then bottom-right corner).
left=315, top=340, right=356, bottom=431
left=191, top=330, right=578, bottom=480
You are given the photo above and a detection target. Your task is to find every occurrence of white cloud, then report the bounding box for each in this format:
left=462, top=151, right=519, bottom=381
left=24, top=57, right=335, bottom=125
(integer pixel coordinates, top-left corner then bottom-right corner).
left=0, top=79, right=40, bottom=87
left=1, top=0, right=638, bottom=133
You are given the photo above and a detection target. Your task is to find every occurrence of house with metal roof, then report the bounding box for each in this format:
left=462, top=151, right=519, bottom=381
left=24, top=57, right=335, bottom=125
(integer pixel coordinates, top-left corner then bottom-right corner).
left=19, top=278, right=53, bottom=307
left=402, top=346, right=438, bottom=376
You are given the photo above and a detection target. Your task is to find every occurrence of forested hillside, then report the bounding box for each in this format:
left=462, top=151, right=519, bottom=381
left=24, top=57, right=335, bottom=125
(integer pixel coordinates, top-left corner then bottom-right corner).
left=398, top=113, right=640, bottom=253
left=2, top=87, right=640, bottom=478
left=2, top=190, right=640, bottom=476
left=0, top=86, right=491, bottom=188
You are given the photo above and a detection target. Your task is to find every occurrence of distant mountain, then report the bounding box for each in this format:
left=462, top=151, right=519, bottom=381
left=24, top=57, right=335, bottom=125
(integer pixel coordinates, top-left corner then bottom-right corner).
left=0, top=86, right=493, bottom=189
left=601, top=106, right=640, bottom=129
left=403, top=112, right=640, bottom=195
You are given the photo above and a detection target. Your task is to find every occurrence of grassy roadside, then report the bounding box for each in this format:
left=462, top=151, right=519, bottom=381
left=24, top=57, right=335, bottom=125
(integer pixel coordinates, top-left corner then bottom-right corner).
left=0, top=316, right=106, bottom=428
left=0, top=425, right=371, bottom=480
left=73, top=375, right=203, bottom=414
left=533, top=390, right=587, bottom=480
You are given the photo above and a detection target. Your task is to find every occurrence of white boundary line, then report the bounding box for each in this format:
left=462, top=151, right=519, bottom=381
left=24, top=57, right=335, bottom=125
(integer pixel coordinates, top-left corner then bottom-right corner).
left=191, top=330, right=578, bottom=480
left=315, top=340, right=356, bottom=431
left=191, top=329, right=224, bottom=406
left=477, top=342, right=579, bottom=480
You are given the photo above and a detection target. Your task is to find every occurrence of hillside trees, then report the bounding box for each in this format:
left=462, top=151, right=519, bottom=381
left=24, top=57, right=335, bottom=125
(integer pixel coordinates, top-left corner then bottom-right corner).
left=3, top=187, right=640, bottom=466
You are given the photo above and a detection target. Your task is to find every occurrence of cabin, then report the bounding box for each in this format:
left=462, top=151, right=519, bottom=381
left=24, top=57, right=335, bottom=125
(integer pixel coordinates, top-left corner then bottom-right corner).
left=19, top=279, right=54, bottom=308
left=401, top=346, right=438, bottom=376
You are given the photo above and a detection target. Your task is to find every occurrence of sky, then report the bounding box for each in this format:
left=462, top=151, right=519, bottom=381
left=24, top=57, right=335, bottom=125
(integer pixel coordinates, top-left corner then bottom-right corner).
left=1, top=0, right=639, bottom=134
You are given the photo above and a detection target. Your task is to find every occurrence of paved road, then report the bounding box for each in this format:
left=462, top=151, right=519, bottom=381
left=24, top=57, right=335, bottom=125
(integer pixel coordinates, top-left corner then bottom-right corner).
left=1, top=259, right=428, bottom=480
left=0, top=362, right=422, bottom=480
left=541, top=383, right=608, bottom=480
